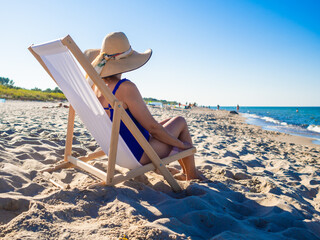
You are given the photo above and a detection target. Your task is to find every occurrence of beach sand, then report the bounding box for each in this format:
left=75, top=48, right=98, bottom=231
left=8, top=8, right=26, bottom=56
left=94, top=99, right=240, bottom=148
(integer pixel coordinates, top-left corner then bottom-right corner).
left=0, top=100, right=319, bottom=240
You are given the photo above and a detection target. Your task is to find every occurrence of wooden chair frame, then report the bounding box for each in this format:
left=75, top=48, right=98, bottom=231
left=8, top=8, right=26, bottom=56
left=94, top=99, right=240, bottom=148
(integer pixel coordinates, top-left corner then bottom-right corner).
left=28, top=35, right=196, bottom=192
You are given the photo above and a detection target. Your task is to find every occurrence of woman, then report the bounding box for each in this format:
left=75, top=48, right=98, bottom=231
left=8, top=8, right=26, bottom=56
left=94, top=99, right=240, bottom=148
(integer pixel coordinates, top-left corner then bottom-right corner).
left=85, top=32, right=204, bottom=181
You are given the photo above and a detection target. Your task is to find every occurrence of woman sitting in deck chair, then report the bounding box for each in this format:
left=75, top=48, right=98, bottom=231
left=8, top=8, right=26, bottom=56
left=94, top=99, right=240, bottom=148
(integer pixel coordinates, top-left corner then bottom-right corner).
left=85, top=32, right=204, bottom=181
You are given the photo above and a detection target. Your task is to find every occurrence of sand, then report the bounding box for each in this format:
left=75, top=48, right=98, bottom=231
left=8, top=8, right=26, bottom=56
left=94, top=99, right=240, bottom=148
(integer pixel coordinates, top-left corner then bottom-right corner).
left=0, top=100, right=319, bottom=240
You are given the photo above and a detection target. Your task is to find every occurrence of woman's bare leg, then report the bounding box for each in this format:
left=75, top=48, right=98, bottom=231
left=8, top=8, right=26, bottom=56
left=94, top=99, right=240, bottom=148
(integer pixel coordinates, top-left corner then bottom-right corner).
left=178, top=159, right=187, bottom=174
left=140, top=116, right=203, bottom=180
left=159, top=118, right=171, bottom=125
left=161, top=118, right=187, bottom=176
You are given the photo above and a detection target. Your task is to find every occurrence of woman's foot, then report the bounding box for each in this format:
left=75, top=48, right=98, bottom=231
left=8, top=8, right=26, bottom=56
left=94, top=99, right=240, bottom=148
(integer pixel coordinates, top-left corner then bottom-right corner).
left=154, top=167, right=180, bottom=176
left=186, top=170, right=207, bottom=181
left=167, top=167, right=181, bottom=175
left=174, top=172, right=187, bottom=181
left=175, top=170, right=207, bottom=181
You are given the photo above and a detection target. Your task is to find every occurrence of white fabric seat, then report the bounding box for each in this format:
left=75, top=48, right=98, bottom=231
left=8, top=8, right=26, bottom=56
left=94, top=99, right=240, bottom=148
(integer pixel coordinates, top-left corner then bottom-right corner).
left=32, top=40, right=141, bottom=169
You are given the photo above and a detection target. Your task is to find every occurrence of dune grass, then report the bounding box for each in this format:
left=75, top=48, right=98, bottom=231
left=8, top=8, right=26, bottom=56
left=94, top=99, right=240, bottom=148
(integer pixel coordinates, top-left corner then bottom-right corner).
left=0, top=85, right=66, bottom=101
left=0, top=84, right=182, bottom=106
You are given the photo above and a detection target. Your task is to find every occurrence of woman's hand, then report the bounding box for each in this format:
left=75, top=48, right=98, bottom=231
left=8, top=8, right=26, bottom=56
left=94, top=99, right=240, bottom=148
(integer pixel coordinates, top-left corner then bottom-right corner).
left=180, top=141, right=193, bottom=150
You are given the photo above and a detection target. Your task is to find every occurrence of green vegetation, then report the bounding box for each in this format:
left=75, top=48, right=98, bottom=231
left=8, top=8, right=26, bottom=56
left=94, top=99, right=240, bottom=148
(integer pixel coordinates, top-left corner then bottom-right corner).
left=0, top=76, right=180, bottom=104
left=143, top=97, right=178, bottom=105
left=0, top=76, right=65, bottom=101
left=0, top=85, right=66, bottom=101
left=0, top=77, right=15, bottom=87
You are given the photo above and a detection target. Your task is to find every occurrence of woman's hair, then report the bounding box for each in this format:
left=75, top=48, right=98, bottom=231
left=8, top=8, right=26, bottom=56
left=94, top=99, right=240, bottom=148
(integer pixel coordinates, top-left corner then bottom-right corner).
left=102, top=73, right=121, bottom=80
left=102, top=74, right=121, bottom=81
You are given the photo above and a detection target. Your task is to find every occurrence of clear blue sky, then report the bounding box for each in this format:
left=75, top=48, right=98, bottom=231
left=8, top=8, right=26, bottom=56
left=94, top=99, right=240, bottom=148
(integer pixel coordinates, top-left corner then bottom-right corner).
left=0, top=0, right=319, bottom=106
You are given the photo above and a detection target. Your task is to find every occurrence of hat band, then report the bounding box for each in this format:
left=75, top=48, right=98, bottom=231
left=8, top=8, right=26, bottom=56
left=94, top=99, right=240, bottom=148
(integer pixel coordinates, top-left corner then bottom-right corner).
left=96, top=46, right=132, bottom=68
left=103, top=46, right=132, bottom=61
left=86, top=47, right=132, bottom=85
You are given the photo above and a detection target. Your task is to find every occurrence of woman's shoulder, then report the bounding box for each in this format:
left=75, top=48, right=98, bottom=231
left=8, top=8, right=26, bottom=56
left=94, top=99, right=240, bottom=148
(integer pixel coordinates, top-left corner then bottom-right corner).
left=120, top=79, right=139, bottom=92
left=116, top=79, right=141, bottom=101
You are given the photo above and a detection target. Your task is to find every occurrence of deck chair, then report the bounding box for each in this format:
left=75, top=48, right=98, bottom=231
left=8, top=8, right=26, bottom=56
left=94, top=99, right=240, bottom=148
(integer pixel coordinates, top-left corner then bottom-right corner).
left=28, top=35, right=196, bottom=192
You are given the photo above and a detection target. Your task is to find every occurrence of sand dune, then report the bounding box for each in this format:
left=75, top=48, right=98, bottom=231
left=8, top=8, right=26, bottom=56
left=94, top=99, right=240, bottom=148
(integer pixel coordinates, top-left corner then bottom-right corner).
left=0, top=100, right=319, bottom=239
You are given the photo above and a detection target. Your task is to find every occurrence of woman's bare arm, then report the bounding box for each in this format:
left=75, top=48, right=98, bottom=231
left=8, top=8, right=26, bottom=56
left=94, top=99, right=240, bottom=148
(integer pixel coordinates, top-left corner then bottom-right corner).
left=117, top=81, right=187, bottom=149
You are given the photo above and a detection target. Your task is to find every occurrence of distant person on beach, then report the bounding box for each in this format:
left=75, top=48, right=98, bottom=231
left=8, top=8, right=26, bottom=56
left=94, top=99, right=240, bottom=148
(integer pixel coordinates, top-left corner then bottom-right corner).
left=237, top=104, right=239, bottom=111
left=84, top=32, right=204, bottom=181
left=217, top=105, right=220, bottom=110
left=185, top=103, right=192, bottom=109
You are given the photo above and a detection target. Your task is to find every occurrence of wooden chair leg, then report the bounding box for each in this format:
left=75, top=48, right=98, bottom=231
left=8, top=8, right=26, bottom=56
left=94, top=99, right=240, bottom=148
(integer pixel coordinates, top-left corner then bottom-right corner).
left=64, top=105, right=75, bottom=162
left=106, top=101, right=122, bottom=185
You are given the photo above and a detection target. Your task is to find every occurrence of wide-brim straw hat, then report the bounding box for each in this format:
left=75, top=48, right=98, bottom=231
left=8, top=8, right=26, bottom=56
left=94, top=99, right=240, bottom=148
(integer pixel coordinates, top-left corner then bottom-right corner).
left=84, top=32, right=152, bottom=78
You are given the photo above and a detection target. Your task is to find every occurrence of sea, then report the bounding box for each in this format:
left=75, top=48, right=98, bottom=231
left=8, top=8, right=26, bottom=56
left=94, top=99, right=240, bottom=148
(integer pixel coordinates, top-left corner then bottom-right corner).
left=209, top=106, right=320, bottom=145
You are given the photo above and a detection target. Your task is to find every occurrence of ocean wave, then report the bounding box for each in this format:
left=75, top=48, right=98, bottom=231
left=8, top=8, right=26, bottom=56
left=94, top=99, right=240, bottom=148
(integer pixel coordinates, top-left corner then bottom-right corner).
left=243, top=113, right=260, bottom=119
left=243, top=113, right=320, bottom=134
left=261, top=116, right=281, bottom=125
left=307, top=125, right=320, bottom=133
left=240, top=108, right=320, bottom=143
left=243, top=113, right=290, bottom=128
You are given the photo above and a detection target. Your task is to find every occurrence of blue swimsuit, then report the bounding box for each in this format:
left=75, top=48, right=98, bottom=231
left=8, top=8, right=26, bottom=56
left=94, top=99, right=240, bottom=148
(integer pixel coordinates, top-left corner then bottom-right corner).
left=105, top=79, right=150, bottom=162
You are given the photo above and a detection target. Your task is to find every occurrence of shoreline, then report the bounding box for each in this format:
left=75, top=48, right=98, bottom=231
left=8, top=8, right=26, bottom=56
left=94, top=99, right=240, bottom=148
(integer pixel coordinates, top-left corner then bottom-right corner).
left=210, top=106, right=320, bottom=146
left=200, top=107, right=319, bottom=147
left=3, top=100, right=319, bottom=146
left=238, top=113, right=320, bottom=147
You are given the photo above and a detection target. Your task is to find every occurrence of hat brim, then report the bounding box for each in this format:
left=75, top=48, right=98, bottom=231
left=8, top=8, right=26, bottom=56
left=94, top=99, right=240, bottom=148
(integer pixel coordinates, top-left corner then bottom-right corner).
left=84, top=48, right=152, bottom=78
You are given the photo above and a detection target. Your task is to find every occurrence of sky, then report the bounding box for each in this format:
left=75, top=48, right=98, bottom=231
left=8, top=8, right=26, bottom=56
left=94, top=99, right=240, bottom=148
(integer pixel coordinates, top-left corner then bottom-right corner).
left=0, top=0, right=319, bottom=106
